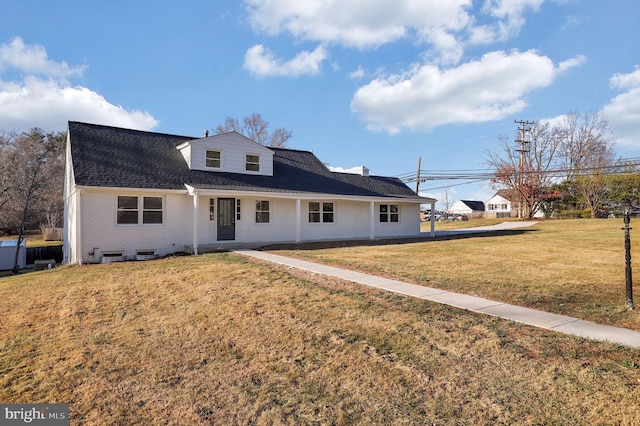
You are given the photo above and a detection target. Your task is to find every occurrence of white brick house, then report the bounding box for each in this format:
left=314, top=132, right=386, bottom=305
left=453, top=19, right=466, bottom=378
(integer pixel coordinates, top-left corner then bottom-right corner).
left=63, top=122, right=436, bottom=264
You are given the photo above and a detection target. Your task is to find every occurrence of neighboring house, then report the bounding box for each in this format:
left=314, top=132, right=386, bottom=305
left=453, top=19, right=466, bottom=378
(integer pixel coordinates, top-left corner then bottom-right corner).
left=63, top=122, right=436, bottom=264
left=486, top=189, right=545, bottom=218
left=449, top=200, right=485, bottom=218
left=486, top=189, right=518, bottom=218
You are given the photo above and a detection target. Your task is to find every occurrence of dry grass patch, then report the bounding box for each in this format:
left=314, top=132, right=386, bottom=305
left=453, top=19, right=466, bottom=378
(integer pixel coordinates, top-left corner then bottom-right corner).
left=1, top=253, right=640, bottom=425
left=271, top=219, right=640, bottom=331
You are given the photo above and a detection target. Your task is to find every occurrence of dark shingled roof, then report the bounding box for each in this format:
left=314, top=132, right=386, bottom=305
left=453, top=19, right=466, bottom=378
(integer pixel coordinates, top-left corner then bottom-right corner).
left=68, top=121, right=426, bottom=200
left=459, top=200, right=486, bottom=211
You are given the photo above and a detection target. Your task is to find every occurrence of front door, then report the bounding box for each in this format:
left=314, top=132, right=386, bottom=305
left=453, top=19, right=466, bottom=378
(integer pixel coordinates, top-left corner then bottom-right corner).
left=217, top=198, right=235, bottom=241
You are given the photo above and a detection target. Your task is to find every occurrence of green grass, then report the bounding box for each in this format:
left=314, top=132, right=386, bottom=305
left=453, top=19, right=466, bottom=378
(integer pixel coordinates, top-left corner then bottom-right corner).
left=1, top=251, right=640, bottom=425
left=0, top=233, right=62, bottom=247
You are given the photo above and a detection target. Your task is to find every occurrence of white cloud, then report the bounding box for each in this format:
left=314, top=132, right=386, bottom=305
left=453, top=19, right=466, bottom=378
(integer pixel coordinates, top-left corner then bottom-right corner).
left=350, top=50, right=584, bottom=134
left=481, top=0, right=545, bottom=40
left=0, top=37, right=158, bottom=132
left=0, top=37, right=86, bottom=81
left=0, top=77, right=158, bottom=132
left=244, top=0, right=472, bottom=52
left=243, top=0, right=548, bottom=64
left=243, top=44, right=327, bottom=77
left=604, top=68, right=640, bottom=147
left=557, top=55, right=587, bottom=72
left=349, top=67, right=365, bottom=80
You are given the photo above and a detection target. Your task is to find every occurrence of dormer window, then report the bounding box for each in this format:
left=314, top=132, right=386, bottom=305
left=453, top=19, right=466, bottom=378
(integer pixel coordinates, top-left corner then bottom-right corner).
left=246, top=154, right=260, bottom=172
left=177, top=133, right=273, bottom=175
left=206, top=150, right=221, bottom=168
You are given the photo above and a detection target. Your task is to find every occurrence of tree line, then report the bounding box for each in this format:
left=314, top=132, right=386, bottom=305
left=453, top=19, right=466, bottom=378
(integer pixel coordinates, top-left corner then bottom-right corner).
left=485, top=111, right=639, bottom=219
left=0, top=128, right=66, bottom=236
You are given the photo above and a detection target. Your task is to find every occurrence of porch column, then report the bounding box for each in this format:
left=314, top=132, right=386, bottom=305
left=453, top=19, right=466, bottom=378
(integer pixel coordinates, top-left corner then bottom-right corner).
left=369, top=201, right=375, bottom=240
left=76, top=188, right=83, bottom=264
left=295, top=198, right=301, bottom=243
left=192, top=191, right=199, bottom=255
left=430, top=200, right=436, bottom=237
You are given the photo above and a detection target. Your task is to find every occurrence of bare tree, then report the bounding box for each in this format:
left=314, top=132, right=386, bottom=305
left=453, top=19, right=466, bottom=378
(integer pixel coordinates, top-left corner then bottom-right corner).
left=214, top=113, right=292, bottom=147
left=440, top=188, right=454, bottom=213
left=0, top=128, right=64, bottom=272
left=556, top=111, right=614, bottom=180
left=485, top=121, right=562, bottom=218
left=555, top=111, right=616, bottom=217
left=0, top=134, right=12, bottom=211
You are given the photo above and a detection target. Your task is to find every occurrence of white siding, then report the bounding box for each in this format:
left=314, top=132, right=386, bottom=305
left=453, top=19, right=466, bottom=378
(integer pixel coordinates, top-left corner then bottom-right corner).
left=195, top=197, right=422, bottom=245
left=449, top=200, right=474, bottom=215
left=374, top=203, right=421, bottom=238
left=62, top=133, right=78, bottom=263
left=178, top=132, right=274, bottom=176
left=65, top=188, right=425, bottom=264
left=486, top=194, right=511, bottom=212
left=78, top=190, right=192, bottom=263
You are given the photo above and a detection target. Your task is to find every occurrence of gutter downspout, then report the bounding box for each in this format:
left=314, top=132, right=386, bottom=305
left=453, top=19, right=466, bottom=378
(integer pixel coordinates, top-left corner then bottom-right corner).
left=295, top=198, right=301, bottom=243
left=192, top=191, right=199, bottom=255
left=369, top=201, right=375, bottom=240
left=77, top=188, right=83, bottom=264
left=430, top=200, right=436, bottom=237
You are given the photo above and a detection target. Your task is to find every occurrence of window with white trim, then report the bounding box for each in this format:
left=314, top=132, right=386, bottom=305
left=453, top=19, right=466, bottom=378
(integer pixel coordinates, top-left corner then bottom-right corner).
left=117, top=196, right=138, bottom=224
left=143, top=197, right=163, bottom=224
left=206, top=150, right=221, bottom=168
left=246, top=154, right=260, bottom=172
left=117, top=196, right=163, bottom=225
left=309, top=202, right=334, bottom=223
left=255, top=200, right=270, bottom=223
left=379, top=204, right=399, bottom=223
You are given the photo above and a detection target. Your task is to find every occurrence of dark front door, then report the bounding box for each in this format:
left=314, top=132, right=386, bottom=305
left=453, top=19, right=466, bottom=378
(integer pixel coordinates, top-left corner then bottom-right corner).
left=217, top=198, right=235, bottom=241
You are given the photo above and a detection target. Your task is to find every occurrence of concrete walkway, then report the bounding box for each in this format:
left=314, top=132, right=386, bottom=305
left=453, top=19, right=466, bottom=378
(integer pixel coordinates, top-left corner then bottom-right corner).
left=234, top=228, right=640, bottom=348
left=434, top=220, right=540, bottom=237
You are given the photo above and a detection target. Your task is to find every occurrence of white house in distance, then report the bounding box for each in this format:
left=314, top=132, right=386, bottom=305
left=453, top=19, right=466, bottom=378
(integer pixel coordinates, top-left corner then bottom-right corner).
left=63, top=122, right=436, bottom=264
left=448, top=200, right=486, bottom=218
left=486, top=189, right=517, bottom=218
left=486, top=189, right=545, bottom=218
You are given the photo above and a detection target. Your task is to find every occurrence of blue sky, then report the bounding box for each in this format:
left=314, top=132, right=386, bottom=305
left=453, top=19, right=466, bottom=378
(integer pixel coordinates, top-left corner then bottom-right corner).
left=1, top=0, right=639, bottom=207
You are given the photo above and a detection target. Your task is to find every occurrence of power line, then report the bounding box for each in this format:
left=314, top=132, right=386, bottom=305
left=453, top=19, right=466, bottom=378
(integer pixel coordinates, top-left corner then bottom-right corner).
left=399, top=158, right=640, bottom=188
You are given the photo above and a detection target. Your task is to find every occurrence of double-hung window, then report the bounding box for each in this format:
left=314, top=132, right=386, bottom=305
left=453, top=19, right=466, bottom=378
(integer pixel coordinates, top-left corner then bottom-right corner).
left=117, top=196, right=138, bottom=224
left=117, top=196, right=163, bottom=225
left=206, top=150, right=221, bottom=168
left=309, top=202, right=334, bottom=223
left=143, top=197, right=163, bottom=224
left=256, top=200, right=270, bottom=223
left=379, top=204, right=399, bottom=223
left=245, top=154, right=260, bottom=172
left=246, top=154, right=260, bottom=172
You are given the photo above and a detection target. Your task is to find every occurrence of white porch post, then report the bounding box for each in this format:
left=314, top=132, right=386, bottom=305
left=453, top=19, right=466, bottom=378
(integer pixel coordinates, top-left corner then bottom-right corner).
left=295, top=198, right=301, bottom=243
left=76, top=188, right=83, bottom=264
left=192, top=191, right=199, bottom=255
left=430, top=200, right=436, bottom=237
left=369, top=201, right=375, bottom=240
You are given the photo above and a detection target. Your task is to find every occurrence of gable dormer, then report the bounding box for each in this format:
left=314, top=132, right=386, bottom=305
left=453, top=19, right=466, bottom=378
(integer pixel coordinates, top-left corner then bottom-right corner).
left=177, top=131, right=274, bottom=176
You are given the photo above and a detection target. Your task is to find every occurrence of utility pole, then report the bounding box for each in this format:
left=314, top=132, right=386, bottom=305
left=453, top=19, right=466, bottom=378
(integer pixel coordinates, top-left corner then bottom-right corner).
left=416, top=157, right=421, bottom=193
left=515, top=120, right=534, bottom=218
